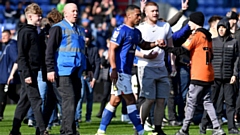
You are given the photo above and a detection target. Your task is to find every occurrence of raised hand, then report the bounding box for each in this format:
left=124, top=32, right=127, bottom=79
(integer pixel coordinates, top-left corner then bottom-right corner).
left=181, top=0, right=189, bottom=11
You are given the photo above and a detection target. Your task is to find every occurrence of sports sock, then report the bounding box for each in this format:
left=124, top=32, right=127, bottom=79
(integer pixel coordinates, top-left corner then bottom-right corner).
left=127, top=104, right=144, bottom=133
left=99, top=103, right=115, bottom=132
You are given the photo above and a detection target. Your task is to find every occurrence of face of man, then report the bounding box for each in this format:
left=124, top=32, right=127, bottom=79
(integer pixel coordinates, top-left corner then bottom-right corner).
left=229, top=19, right=237, bottom=28
left=1, top=32, right=11, bottom=43
left=145, top=5, right=159, bottom=23
left=128, top=8, right=142, bottom=26
left=64, top=4, right=78, bottom=23
left=218, top=25, right=227, bottom=37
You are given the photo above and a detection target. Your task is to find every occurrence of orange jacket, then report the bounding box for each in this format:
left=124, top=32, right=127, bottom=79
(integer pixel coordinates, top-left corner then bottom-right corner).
left=182, top=29, right=214, bottom=83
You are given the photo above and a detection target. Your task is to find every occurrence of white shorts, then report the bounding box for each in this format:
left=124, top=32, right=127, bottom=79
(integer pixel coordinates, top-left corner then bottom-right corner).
left=131, top=74, right=138, bottom=94
left=111, top=73, right=132, bottom=96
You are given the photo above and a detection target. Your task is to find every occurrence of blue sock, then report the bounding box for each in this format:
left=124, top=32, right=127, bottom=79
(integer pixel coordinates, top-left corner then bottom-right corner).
left=99, top=103, right=115, bottom=132
left=127, top=104, right=143, bottom=132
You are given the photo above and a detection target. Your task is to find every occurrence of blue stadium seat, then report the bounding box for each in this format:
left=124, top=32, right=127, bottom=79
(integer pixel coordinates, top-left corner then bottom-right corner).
left=216, top=0, right=224, bottom=6
left=205, top=7, right=215, bottom=16
left=4, top=23, right=16, bottom=30
left=10, top=0, right=19, bottom=5
left=196, top=7, right=205, bottom=12
left=0, top=14, right=5, bottom=24
left=205, top=0, right=215, bottom=7
left=215, top=7, right=225, bottom=16
left=198, top=0, right=206, bottom=7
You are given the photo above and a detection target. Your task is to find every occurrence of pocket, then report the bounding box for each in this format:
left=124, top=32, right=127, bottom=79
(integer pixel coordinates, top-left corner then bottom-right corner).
left=60, top=53, right=76, bottom=67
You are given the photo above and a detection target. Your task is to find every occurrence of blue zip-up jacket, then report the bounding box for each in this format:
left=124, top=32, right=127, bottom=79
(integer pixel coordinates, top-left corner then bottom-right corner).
left=46, top=19, right=86, bottom=76
left=0, top=39, right=20, bottom=84
left=172, top=24, right=191, bottom=66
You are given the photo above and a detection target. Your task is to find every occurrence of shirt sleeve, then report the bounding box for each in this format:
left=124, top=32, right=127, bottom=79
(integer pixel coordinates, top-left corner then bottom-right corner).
left=45, top=26, right=62, bottom=73
left=110, top=28, right=123, bottom=46
left=182, top=34, right=196, bottom=51
left=166, top=23, right=173, bottom=39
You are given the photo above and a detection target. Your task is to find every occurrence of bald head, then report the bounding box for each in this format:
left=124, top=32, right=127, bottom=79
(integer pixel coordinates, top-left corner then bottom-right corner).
left=63, top=3, right=78, bottom=23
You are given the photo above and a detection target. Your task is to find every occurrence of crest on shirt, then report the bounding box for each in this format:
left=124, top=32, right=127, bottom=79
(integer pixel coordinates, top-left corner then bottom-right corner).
left=112, top=31, right=119, bottom=39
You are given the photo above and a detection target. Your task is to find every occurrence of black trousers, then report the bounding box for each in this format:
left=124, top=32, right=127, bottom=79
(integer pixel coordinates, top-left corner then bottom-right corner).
left=97, top=79, right=111, bottom=116
left=58, top=70, right=81, bottom=135
left=42, top=81, right=62, bottom=127
left=0, top=84, right=19, bottom=117
left=201, top=79, right=236, bottom=130
left=11, top=71, right=45, bottom=135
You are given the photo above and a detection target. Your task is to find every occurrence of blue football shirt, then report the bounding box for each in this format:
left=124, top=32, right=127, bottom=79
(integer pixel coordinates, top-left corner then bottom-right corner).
left=110, top=24, right=143, bottom=75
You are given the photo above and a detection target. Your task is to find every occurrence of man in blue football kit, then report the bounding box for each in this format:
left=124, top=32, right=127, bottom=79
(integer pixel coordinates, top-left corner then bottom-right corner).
left=95, top=5, right=165, bottom=135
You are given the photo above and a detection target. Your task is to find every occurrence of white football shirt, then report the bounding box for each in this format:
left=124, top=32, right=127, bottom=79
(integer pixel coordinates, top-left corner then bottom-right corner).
left=136, top=21, right=172, bottom=67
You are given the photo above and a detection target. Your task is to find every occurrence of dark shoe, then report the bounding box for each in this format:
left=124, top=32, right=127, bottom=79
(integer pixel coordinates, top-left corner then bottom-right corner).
left=199, top=123, right=206, bottom=134
left=175, top=129, right=189, bottom=135
left=206, top=124, right=213, bottom=130
left=169, top=120, right=182, bottom=126
left=218, top=118, right=223, bottom=126
left=96, top=113, right=102, bottom=118
left=9, top=131, right=21, bottom=135
left=0, top=116, right=3, bottom=121
left=229, top=128, right=240, bottom=134
left=151, top=129, right=166, bottom=135
left=40, top=130, right=49, bottom=135
left=212, top=127, right=226, bottom=135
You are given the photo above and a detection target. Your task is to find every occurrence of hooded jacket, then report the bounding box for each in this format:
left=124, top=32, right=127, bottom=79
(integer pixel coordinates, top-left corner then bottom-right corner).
left=17, top=24, right=41, bottom=79
left=162, top=28, right=214, bottom=86
left=212, top=18, right=239, bottom=80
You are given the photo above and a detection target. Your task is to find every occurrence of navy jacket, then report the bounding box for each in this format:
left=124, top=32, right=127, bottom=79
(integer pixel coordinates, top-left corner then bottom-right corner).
left=0, top=39, right=20, bottom=84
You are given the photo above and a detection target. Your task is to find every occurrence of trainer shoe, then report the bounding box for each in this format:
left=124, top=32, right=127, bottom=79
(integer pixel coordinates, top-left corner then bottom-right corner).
left=9, top=132, right=21, bottom=135
left=148, top=129, right=166, bottom=135
left=28, top=119, right=35, bottom=127
left=199, top=123, right=206, bottom=134
left=169, top=120, right=182, bottom=126
left=212, top=127, right=226, bottom=135
left=144, top=123, right=154, bottom=131
left=175, top=129, right=189, bottom=135
left=95, top=130, right=106, bottom=135
left=121, top=114, right=130, bottom=122
left=229, top=128, right=240, bottom=134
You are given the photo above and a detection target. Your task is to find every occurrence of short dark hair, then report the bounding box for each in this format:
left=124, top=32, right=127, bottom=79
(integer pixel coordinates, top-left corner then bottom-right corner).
left=208, top=15, right=222, bottom=26
left=2, top=30, right=11, bottom=35
left=125, top=5, right=140, bottom=14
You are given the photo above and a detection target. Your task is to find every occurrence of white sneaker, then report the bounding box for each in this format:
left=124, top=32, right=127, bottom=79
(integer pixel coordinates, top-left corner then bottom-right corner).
left=121, top=114, right=130, bottom=122
left=144, top=123, right=154, bottom=131
left=95, top=129, right=106, bottom=135
left=28, top=119, right=35, bottom=127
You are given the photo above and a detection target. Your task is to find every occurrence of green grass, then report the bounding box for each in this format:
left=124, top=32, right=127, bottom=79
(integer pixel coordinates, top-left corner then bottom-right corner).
left=0, top=103, right=230, bottom=135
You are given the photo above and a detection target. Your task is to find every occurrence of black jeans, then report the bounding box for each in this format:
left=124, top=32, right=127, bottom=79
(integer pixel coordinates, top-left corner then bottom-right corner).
left=0, top=84, right=19, bottom=117
left=58, top=70, right=81, bottom=135
left=11, top=71, right=45, bottom=135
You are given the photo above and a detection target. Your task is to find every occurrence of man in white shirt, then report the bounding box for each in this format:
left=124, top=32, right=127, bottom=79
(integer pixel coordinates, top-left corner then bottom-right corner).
left=136, top=1, right=175, bottom=135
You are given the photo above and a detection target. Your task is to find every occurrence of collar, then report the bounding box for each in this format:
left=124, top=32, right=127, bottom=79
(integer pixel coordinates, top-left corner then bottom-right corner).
left=64, top=18, right=74, bottom=27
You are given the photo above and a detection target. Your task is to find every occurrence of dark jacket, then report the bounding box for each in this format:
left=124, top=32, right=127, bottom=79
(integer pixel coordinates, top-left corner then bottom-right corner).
left=85, top=44, right=101, bottom=80
left=17, top=24, right=41, bottom=78
left=0, top=39, right=20, bottom=84
left=212, top=18, right=239, bottom=79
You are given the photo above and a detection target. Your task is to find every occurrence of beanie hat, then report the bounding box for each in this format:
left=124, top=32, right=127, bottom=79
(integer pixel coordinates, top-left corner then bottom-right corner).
left=226, top=11, right=238, bottom=21
left=189, top=12, right=205, bottom=26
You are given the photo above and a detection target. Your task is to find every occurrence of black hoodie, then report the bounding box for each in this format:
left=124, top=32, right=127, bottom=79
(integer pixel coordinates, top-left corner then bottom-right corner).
left=17, top=24, right=41, bottom=79
left=211, top=18, right=239, bottom=79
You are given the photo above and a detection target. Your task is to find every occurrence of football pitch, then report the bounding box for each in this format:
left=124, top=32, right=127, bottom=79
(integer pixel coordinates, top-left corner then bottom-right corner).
left=0, top=103, right=229, bottom=135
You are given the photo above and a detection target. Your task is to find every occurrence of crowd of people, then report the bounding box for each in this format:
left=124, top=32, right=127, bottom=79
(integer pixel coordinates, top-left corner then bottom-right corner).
left=1, top=0, right=240, bottom=135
